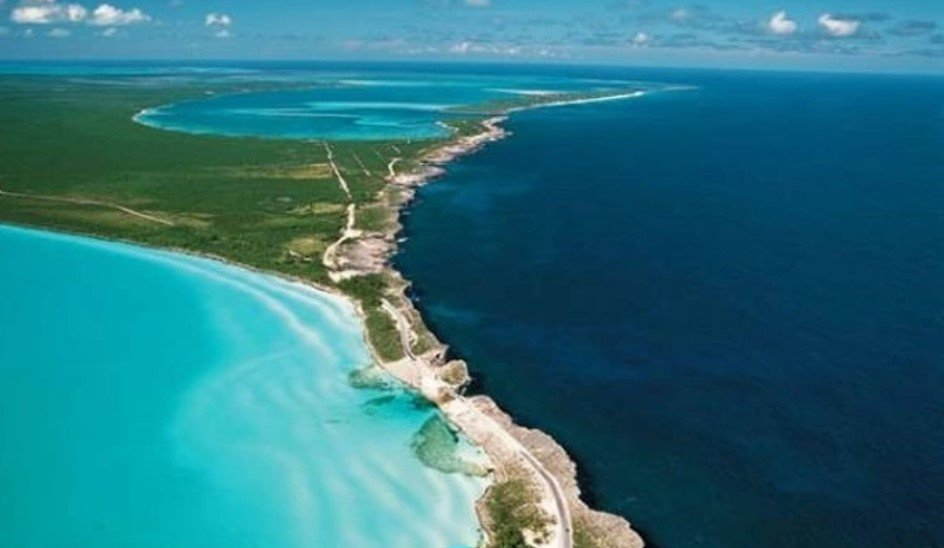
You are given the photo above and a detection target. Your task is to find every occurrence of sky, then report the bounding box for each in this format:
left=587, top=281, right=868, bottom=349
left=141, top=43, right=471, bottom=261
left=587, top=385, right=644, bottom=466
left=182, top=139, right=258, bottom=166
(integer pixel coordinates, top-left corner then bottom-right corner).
left=0, top=0, right=942, bottom=72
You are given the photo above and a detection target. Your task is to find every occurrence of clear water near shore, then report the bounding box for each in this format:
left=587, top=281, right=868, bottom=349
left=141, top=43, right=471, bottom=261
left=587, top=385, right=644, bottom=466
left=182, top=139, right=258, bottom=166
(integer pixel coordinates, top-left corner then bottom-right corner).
left=0, top=225, right=487, bottom=547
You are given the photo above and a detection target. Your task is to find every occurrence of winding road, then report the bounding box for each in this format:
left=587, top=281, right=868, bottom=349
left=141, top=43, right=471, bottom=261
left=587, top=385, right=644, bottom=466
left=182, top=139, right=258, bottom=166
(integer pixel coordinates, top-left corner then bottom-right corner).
left=380, top=299, right=574, bottom=548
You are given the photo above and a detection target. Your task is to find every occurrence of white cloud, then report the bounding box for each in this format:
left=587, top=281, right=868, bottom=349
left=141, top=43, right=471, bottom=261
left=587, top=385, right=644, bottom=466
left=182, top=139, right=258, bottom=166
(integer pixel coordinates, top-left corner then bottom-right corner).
left=450, top=41, right=471, bottom=54
left=818, top=13, right=859, bottom=37
left=632, top=32, right=649, bottom=46
left=767, top=11, right=797, bottom=35
left=11, top=1, right=147, bottom=26
left=10, top=6, right=50, bottom=24
left=48, top=26, right=70, bottom=37
left=447, top=40, right=526, bottom=56
left=464, top=0, right=490, bottom=6
left=213, top=28, right=230, bottom=38
left=101, top=26, right=117, bottom=36
left=11, top=3, right=86, bottom=24
left=205, top=12, right=232, bottom=27
left=66, top=4, right=87, bottom=21
left=89, top=4, right=149, bottom=26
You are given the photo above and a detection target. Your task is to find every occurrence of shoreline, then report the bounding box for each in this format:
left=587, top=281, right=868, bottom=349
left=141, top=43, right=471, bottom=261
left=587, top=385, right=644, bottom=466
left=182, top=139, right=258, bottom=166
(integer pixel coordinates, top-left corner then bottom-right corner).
left=0, top=221, right=489, bottom=547
left=366, top=97, right=646, bottom=547
left=3, top=87, right=648, bottom=547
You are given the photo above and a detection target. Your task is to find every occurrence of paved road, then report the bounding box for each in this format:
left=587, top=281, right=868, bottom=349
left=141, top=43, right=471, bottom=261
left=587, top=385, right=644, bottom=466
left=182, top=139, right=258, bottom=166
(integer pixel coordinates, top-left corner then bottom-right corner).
left=520, top=447, right=573, bottom=548
left=380, top=299, right=573, bottom=548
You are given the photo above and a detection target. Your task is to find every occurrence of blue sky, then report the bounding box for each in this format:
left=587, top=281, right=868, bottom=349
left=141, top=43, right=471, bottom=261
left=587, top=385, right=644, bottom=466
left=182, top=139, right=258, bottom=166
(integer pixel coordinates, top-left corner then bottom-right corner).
left=1, top=0, right=942, bottom=71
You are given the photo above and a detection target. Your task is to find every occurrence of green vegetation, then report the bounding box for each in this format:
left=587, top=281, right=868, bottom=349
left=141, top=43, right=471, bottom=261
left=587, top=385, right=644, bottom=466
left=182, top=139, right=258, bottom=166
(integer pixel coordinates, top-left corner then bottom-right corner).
left=0, top=75, right=589, bottom=545
left=573, top=521, right=603, bottom=548
left=354, top=203, right=393, bottom=233
left=0, top=76, right=438, bottom=363
left=485, top=477, right=553, bottom=547
left=0, top=77, right=338, bottom=282
left=336, top=274, right=404, bottom=361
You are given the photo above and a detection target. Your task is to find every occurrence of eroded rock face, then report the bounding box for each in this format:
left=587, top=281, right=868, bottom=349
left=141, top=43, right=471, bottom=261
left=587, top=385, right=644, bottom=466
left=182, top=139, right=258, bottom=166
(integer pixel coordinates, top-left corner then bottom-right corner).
left=331, top=115, right=645, bottom=548
left=472, top=397, right=645, bottom=548
left=439, top=359, right=471, bottom=388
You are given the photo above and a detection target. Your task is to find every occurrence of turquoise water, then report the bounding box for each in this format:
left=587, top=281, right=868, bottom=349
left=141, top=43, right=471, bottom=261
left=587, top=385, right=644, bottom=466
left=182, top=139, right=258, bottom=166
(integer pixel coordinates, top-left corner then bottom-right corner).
left=135, top=87, right=468, bottom=140
left=130, top=67, right=645, bottom=141
left=0, top=225, right=486, bottom=547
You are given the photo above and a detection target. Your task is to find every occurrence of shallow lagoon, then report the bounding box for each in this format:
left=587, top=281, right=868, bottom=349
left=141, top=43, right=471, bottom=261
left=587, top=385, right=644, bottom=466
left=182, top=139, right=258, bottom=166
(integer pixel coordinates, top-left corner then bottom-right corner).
left=0, top=225, right=487, bottom=547
left=133, top=70, right=636, bottom=141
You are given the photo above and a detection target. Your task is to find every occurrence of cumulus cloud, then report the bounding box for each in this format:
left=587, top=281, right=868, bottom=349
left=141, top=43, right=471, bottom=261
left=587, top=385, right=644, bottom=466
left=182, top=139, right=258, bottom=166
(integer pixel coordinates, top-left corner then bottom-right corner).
left=11, top=6, right=51, bottom=24
left=11, top=2, right=87, bottom=24
left=631, top=31, right=649, bottom=46
left=205, top=12, right=232, bottom=27
left=818, top=13, right=859, bottom=37
left=101, top=26, right=117, bottom=36
left=766, top=11, right=796, bottom=35
left=48, top=26, right=70, bottom=37
left=89, top=4, right=148, bottom=25
left=465, top=0, right=490, bottom=6
left=11, top=1, right=148, bottom=26
left=66, top=4, right=87, bottom=22
left=205, top=12, right=232, bottom=36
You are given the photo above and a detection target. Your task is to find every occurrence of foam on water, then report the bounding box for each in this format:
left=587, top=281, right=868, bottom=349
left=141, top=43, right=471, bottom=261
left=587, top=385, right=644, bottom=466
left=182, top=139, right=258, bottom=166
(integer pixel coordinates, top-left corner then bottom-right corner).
left=0, top=224, right=487, bottom=547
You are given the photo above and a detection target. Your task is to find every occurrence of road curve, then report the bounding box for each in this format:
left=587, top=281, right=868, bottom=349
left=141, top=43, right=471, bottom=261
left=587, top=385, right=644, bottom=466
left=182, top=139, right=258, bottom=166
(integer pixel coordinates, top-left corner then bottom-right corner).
left=380, top=299, right=573, bottom=548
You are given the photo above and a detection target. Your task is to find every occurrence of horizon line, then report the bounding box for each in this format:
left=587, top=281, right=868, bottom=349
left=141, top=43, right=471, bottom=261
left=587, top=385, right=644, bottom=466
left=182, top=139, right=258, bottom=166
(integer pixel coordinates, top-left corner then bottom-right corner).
left=0, top=57, right=942, bottom=77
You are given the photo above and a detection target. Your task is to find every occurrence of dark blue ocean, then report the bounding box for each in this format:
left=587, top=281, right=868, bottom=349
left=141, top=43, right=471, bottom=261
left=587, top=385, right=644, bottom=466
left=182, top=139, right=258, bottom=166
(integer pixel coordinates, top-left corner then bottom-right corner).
left=397, top=69, right=944, bottom=547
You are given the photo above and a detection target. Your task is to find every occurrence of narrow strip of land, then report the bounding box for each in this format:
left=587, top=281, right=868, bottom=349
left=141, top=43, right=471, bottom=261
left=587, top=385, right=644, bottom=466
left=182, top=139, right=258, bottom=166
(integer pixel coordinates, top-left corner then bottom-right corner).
left=380, top=298, right=573, bottom=548
left=0, top=185, right=175, bottom=226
